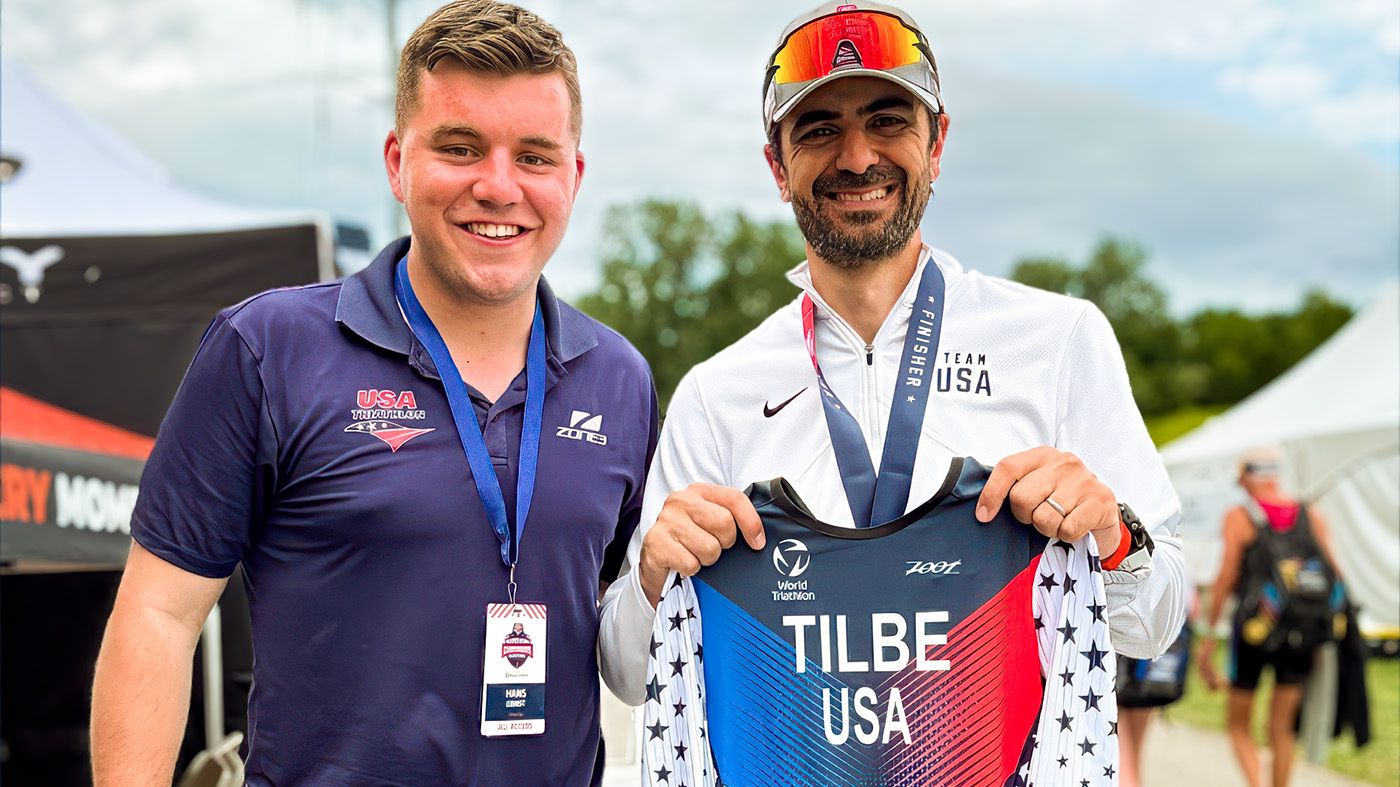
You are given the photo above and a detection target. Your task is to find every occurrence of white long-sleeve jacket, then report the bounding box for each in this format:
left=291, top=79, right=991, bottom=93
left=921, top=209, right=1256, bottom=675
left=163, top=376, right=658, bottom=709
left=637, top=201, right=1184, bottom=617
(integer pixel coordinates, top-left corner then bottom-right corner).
left=598, top=246, right=1187, bottom=705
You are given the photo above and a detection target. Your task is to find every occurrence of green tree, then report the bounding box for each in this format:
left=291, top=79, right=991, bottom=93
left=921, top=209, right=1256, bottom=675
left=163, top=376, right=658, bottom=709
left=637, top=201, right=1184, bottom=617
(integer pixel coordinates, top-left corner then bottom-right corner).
left=574, top=201, right=708, bottom=402
left=1008, top=258, right=1076, bottom=296
left=576, top=200, right=805, bottom=407
left=1011, top=238, right=1191, bottom=415
left=701, top=212, right=807, bottom=357
left=1278, top=289, right=1354, bottom=367
left=1011, top=239, right=1355, bottom=415
left=1183, top=308, right=1269, bottom=402
left=1181, top=288, right=1353, bottom=404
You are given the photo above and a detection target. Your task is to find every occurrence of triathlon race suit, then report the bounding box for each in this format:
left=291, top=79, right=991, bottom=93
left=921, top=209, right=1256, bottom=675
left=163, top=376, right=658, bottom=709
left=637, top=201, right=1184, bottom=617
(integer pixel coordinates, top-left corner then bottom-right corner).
left=642, top=459, right=1119, bottom=787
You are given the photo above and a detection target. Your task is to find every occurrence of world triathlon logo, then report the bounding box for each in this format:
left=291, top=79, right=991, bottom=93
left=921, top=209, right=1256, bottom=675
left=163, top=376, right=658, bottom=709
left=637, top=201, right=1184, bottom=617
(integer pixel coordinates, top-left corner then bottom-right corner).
left=772, top=538, right=811, bottom=578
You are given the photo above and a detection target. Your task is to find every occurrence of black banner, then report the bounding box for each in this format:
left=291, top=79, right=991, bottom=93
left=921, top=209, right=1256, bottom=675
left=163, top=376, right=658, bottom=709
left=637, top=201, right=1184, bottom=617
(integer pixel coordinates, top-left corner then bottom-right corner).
left=1, top=225, right=321, bottom=436
left=0, top=439, right=143, bottom=569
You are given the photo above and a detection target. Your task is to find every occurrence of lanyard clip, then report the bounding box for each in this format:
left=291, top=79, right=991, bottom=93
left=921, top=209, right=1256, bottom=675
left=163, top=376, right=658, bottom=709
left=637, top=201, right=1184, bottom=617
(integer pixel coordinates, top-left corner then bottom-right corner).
left=508, top=563, right=518, bottom=606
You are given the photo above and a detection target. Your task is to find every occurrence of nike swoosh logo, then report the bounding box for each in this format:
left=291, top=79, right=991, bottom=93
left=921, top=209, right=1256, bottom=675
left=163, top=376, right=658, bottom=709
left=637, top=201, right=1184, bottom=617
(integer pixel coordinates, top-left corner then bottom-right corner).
left=763, top=388, right=808, bottom=418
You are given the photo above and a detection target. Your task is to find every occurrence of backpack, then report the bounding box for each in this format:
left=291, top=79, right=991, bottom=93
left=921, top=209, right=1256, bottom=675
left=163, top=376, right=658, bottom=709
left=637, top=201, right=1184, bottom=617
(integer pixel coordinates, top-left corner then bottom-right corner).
left=1116, top=622, right=1192, bottom=707
left=1235, top=500, right=1346, bottom=653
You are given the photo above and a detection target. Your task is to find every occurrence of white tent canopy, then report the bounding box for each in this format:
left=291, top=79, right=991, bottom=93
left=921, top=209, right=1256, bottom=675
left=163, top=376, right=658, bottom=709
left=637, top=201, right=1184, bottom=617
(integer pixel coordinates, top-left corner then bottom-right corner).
left=1161, top=285, right=1400, bottom=634
left=1, top=58, right=337, bottom=435
left=1, top=58, right=329, bottom=246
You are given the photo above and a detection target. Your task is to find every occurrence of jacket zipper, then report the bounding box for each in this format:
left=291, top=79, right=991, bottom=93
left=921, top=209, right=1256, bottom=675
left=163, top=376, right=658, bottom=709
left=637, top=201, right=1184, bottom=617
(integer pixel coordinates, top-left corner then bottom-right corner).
left=804, top=289, right=886, bottom=455
left=864, top=341, right=882, bottom=454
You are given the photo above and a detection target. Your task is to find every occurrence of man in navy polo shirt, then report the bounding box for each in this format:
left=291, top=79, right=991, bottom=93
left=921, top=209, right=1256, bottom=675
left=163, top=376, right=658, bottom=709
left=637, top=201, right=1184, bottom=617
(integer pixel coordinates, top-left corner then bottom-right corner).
left=90, top=2, right=657, bottom=785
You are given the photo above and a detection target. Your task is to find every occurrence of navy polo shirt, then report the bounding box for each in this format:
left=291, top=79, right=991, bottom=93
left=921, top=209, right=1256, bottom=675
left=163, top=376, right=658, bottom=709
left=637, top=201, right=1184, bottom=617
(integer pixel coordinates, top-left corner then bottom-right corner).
left=132, top=238, right=658, bottom=786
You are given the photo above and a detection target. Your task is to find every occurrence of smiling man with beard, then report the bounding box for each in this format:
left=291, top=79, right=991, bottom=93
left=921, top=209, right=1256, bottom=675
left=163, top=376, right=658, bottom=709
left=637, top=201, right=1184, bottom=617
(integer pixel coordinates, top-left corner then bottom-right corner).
left=598, top=0, right=1188, bottom=723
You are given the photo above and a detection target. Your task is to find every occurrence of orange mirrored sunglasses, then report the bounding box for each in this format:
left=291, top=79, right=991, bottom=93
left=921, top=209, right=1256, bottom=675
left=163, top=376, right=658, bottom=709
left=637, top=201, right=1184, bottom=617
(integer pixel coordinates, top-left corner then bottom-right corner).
left=769, top=11, right=926, bottom=87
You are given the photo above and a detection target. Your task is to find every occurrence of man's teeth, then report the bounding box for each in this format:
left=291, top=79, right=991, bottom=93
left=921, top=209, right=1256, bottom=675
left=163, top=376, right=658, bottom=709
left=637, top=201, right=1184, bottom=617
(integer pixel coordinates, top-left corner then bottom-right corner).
left=836, top=188, right=889, bottom=202
left=466, top=223, right=522, bottom=238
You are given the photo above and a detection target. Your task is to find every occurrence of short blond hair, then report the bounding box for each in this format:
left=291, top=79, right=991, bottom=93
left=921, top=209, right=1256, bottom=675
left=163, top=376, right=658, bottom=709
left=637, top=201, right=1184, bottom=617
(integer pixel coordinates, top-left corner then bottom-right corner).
left=396, top=0, right=581, bottom=141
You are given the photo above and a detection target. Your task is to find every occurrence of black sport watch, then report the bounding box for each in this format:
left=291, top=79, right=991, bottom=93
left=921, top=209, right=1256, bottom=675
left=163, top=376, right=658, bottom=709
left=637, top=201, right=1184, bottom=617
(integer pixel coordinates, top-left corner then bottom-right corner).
left=1113, top=503, right=1154, bottom=572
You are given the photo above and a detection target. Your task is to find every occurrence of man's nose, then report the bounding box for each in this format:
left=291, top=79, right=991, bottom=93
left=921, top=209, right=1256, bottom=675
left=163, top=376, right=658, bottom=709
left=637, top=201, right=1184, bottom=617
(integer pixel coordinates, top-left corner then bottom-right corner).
left=834, top=130, right=879, bottom=175
left=471, top=149, right=524, bottom=206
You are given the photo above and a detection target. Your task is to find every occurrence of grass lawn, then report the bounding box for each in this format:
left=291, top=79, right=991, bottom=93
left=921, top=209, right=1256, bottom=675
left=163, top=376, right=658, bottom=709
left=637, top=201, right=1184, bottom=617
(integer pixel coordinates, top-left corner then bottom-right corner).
left=1143, top=404, right=1231, bottom=448
left=1164, top=640, right=1399, bottom=785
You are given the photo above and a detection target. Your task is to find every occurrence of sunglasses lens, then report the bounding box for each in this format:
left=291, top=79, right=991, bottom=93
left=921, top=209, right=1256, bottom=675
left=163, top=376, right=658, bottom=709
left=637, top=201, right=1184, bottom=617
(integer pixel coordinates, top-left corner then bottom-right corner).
left=770, top=12, right=923, bottom=87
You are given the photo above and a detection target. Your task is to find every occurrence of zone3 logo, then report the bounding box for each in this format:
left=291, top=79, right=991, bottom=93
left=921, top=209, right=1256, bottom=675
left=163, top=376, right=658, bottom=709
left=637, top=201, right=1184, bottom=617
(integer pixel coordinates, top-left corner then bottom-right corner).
left=556, top=410, right=608, bottom=446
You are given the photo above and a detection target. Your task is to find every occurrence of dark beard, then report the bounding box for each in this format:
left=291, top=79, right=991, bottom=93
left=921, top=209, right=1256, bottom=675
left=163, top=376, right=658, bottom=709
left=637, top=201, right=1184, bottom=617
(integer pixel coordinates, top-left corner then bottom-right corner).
left=791, top=163, right=930, bottom=269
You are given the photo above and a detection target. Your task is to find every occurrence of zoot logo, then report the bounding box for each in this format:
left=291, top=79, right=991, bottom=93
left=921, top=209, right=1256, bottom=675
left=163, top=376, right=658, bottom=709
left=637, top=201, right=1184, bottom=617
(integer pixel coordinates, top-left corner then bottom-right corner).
left=904, top=559, right=962, bottom=576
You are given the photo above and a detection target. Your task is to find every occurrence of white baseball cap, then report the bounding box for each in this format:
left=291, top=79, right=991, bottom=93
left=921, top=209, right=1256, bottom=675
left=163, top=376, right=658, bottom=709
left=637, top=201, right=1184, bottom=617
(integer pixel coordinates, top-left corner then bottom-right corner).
left=762, top=1, right=943, bottom=132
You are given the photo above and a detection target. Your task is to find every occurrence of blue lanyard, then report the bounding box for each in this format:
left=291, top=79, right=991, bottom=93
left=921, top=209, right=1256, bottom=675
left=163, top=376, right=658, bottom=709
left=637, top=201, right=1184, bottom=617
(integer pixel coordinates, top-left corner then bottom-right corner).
left=394, top=259, right=546, bottom=571
left=801, top=257, right=946, bottom=527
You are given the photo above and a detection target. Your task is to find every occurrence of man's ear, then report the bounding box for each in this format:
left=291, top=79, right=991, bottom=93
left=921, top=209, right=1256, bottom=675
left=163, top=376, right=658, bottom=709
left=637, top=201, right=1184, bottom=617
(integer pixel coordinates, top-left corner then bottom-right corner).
left=764, top=143, right=792, bottom=203
left=385, top=130, right=406, bottom=204
left=572, top=150, right=586, bottom=200
left=929, top=112, right=951, bottom=182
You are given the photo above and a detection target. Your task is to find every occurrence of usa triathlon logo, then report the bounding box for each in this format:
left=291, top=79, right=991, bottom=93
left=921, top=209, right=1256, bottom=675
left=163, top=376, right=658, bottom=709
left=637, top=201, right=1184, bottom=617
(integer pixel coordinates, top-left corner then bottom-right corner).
left=344, top=421, right=433, bottom=452
left=772, top=538, right=811, bottom=578
left=502, top=623, right=534, bottom=668
left=345, top=389, right=434, bottom=451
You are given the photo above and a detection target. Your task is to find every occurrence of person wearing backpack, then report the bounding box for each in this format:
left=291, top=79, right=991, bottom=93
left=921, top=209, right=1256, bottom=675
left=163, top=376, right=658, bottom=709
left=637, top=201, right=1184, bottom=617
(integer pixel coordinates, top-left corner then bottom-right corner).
left=1117, top=589, right=1199, bottom=787
left=1199, top=446, right=1345, bottom=787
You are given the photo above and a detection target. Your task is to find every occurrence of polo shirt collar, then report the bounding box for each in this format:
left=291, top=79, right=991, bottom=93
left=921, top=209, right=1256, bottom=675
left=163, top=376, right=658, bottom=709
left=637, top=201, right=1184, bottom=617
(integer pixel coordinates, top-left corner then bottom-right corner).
left=335, top=237, right=598, bottom=371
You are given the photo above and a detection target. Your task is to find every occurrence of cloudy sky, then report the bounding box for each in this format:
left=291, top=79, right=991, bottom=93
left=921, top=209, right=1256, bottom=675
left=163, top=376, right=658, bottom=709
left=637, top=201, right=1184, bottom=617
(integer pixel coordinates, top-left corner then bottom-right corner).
left=4, top=0, right=1397, bottom=314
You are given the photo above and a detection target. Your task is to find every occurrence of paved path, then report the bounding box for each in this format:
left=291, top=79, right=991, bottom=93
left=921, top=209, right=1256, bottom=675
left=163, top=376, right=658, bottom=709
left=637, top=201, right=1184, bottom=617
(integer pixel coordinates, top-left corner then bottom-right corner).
left=1143, top=719, right=1370, bottom=787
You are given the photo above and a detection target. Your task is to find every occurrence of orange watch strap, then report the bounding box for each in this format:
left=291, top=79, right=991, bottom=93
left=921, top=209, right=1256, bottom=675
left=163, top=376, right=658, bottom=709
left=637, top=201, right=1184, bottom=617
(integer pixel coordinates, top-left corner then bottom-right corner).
left=1100, top=521, right=1133, bottom=570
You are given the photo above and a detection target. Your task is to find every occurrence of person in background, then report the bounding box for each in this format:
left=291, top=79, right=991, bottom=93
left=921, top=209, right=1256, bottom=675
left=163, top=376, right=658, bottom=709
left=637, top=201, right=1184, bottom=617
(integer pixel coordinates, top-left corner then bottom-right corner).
left=1199, top=445, right=1342, bottom=787
left=1116, top=589, right=1199, bottom=787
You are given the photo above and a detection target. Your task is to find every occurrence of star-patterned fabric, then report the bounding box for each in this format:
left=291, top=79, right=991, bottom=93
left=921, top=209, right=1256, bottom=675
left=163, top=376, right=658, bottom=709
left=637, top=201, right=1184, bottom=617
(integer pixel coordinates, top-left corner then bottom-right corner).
left=643, top=574, right=713, bottom=787
left=641, top=469, right=1118, bottom=787
left=1017, top=536, right=1119, bottom=787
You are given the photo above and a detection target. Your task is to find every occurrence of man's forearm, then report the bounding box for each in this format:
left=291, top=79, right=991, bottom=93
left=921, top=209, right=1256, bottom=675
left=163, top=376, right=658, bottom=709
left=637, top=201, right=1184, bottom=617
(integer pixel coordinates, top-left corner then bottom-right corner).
left=91, top=603, right=202, bottom=786
left=598, top=567, right=657, bottom=706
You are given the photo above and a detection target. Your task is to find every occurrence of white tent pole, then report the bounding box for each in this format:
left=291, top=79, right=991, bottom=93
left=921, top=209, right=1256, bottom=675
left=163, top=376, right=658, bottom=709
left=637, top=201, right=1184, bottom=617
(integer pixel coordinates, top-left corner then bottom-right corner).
left=201, top=603, right=225, bottom=751
left=387, top=0, right=399, bottom=76
left=314, top=215, right=337, bottom=282
left=386, top=0, right=407, bottom=240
